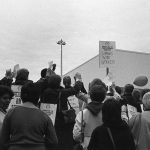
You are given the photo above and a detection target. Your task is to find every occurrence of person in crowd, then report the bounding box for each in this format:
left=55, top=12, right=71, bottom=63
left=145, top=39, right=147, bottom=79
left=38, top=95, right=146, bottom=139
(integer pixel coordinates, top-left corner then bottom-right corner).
left=63, top=76, right=78, bottom=150
left=41, top=74, right=83, bottom=150
left=63, top=76, right=72, bottom=89
left=132, top=89, right=142, bottom=112
left=36, top=68, right=48, bottom=96
left=73, top=85, right=106, bottom=150
left=13, top=68, right=33, bottom=85
left=115, top=86, right=122, bottom=95
left=88, top=78, right=107, bottom=92
left=132, top=89, right=141, bottom=103
left=77, top=78, right=107, bottom=105
left=121, top=84, right=141, bottom=112
left=37, top=68, right=48, bottom=83
left=129, top=92, right=150, bottom=150
left=141, top=88, right=150, bottom=99
left=0, top=85, right=14, bottom=132
left=106, top=83, right=121, bottom=100
left=0, top=82, right=58, bottom=150
left=0, top=70, right=13, bottom=87
left=74, top=72, right=87, bottom=94
left=88, top=97, right=136, bottom=150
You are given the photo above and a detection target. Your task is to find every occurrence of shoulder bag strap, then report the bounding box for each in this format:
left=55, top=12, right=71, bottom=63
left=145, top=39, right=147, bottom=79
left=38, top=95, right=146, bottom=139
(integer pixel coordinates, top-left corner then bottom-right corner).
left=67, top=99, right=74, bottom=109
left=81, top=109, right=84, bottom=143
left=107, top=127, right=117, bottom=150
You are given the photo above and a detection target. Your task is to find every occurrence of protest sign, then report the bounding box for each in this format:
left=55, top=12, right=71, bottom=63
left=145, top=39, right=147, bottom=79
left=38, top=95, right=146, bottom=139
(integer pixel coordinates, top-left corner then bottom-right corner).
left=13, top=64, right=20, bottom=78
left=8, top=85, right=22, bottom=110
left=99, top=41, right=116, bottom=68
left=40, top=103, right=57, bottom=125
left=127, top=104, right=137, bottom=119
left=68, top=96, right=80, bottom=114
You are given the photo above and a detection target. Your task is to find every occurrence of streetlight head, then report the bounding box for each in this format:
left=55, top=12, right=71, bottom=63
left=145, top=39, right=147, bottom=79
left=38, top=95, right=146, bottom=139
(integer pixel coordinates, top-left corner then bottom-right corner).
left=62, top=42, right=66, bottom=45
left=57, top=41, right=61, bottom=45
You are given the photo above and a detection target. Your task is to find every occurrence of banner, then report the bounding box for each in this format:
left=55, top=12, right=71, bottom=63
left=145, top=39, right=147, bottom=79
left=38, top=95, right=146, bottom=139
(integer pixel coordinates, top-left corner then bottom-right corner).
left=99, top=41, right=116, bottom=68
left=8, top=85, right=22, bottom=109
left=68, top=96, right=80, bottom=115
left=40, top=103, right=57, bottom=125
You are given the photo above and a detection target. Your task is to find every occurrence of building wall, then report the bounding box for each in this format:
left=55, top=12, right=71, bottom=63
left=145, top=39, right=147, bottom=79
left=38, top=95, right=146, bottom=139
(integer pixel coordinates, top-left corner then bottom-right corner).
left=64, top=49, right=150, bottom=91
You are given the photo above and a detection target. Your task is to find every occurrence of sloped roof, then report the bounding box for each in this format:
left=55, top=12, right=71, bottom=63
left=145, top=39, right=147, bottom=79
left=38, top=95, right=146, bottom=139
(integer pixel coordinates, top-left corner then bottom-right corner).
left=64, top=49, right=150, bottom=76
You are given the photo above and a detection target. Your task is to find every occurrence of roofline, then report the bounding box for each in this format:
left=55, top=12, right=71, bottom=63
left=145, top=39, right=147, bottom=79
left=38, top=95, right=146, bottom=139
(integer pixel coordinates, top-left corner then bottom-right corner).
left=64, top=49, right=150, bottom=76
left=117, top=49, right=150, bottom=55
left=63, top=54, right=98, bottom=76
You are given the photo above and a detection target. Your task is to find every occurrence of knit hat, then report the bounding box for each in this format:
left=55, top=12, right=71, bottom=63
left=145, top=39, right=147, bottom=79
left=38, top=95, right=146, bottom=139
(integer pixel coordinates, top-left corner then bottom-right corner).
left=142, top=92, right=150, bottom=110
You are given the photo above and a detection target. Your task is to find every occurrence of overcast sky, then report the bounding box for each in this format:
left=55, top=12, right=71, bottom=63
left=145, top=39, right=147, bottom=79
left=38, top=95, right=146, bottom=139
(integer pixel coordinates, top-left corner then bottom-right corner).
left=0, top=0, right=150, bottom=81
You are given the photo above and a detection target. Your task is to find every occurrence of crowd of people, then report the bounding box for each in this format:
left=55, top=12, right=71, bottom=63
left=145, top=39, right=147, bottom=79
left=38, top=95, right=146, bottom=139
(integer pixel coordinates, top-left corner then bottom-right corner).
left=0, top=65, right=149, bottom=150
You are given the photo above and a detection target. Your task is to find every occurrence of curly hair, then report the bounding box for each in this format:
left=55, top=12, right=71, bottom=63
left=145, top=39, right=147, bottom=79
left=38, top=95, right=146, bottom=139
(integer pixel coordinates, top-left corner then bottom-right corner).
left=0, top=85, right=14, bottom=100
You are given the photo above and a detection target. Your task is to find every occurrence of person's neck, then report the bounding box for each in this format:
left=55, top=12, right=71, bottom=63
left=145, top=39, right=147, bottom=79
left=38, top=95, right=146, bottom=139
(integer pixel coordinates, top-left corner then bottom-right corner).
left=22, top=102, right=38, bottom=109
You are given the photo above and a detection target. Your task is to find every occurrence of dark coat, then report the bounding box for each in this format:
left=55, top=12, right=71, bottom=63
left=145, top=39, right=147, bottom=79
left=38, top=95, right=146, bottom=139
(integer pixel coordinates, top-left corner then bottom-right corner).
left=41, top=81, right=82, bottom=150
left=0, top=106, right=58, bottom=150
left=13, top=79, right=33, bottom=86
left=121, top=93, right=142, bottom=112
left=0, top=77, right=13, bottom=87
left=88, top=122, right=136, bottom=150
left=35, top=78, right=48, bottom=97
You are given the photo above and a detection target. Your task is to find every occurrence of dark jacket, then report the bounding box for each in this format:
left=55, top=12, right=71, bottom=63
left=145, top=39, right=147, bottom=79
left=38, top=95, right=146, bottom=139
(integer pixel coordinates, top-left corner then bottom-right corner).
left=0, top=106, right=58, bottom=150
left=41, top=81, right=82, bottom=129
left=13, top=80, right=33, bottom=86
left=0, top=77, right=13, bottom=87
left=88, top=122, right=136, bottom=150
left=41, top=81, right=82, bottom=150
left=121, top=93, right=141, bottom=112
left=35, top=78, right=48, bottom=97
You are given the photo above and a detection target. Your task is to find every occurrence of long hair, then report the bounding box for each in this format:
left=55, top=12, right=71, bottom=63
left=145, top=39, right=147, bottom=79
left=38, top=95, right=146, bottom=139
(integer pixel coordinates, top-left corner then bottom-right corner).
left=102, top=97, right=122, bottom=126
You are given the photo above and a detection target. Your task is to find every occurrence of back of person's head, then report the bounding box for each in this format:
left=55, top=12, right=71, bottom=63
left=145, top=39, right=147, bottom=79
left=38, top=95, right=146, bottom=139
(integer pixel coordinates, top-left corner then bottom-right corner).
left=102, top=97, right=122, bottom=126
left=89, top=78, right=107, bottom=92
left=63, top=76, right=71, bottom=87
left=16, top=68, right=29, bottom=81
left=132, top=89, right=141, bottom=102
left=142, top=92, right=150, bottom=110
left=0, top=85, right=14, bottom=99
left=89, top=85, right=106, bottom=103
left=124, top=84, right=134, bottom=94
left=141, top=88, right=150, bottom=99
left=47, top=74, right=61, bottom=89
left=21, top=82, right=40, bottom=105
left=41, top=68, right=47, bottom=78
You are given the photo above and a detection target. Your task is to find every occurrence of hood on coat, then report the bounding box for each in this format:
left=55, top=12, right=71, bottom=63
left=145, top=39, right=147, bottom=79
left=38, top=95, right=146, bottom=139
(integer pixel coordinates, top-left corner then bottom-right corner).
left=86, top=101, right=103, bottom=116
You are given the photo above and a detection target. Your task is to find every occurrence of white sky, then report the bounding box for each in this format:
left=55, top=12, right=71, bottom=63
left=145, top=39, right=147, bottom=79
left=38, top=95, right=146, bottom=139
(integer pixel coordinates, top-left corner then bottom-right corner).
left=0, top=0, right=150, bottom=81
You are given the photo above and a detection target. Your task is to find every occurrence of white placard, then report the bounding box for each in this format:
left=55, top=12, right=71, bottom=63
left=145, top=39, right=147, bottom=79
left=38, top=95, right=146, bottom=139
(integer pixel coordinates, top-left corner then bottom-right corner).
left=127, top=104, right=137, bottom=119
left=68, top=96, right=80, bottom=115
left=40, top=103, right=57, bottom=125
left=99, top=41, right=116, bottom=67
left=8, top=85, right=22, bottom=109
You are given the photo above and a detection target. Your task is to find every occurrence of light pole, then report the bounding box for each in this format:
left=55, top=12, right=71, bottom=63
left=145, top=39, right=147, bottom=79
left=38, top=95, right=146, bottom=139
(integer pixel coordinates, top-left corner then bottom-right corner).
left=57, top=39, right=66, bottom=77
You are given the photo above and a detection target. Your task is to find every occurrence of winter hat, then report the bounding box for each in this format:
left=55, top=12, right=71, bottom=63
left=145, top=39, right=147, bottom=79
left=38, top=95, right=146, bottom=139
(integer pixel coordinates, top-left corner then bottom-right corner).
left=142, top=92, right=150, bottom=110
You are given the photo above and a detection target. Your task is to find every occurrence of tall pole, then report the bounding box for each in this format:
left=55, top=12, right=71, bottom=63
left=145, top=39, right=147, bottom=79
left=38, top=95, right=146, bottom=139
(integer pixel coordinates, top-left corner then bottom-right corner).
left=57, top=39, right=66, bottom=77
left=61, top=44, right=63, bottom=77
